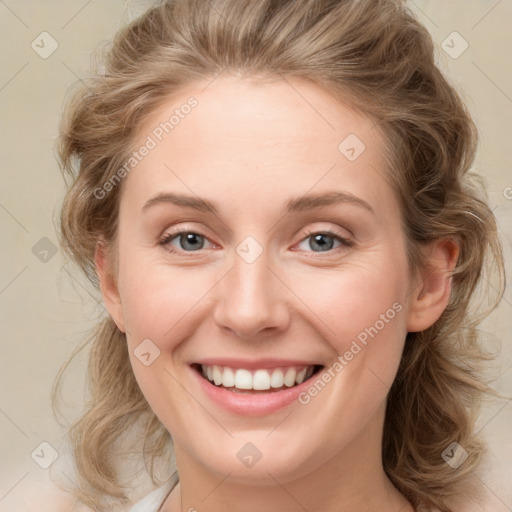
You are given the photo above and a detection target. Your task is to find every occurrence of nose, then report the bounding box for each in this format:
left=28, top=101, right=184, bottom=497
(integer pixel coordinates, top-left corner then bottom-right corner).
left=212, top=248, right=290, bottom=340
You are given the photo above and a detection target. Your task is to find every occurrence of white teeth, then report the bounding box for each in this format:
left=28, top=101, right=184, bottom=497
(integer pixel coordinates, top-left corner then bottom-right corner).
left=212, top=365, right=223, bottom=386
left=295, top=367, right=307, bottom=384
left=200, top=364, right=317, bottom=391
left=253, top=369, right=271, bottom=390
left=270, top=369, right=284, bottom=388
left=283, top=367, right=296, bottom=387
left=235, top=369, right=253, bottom=389
left=222, top=367, right=235, bottom=387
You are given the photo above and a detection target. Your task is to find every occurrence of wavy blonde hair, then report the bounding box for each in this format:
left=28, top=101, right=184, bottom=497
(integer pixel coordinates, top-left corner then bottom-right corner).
left=54, top=0, right=506, bottom=510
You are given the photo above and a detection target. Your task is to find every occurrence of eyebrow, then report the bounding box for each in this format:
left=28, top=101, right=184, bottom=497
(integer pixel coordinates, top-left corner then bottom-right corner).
left=142, top=191, right=375, bottom=216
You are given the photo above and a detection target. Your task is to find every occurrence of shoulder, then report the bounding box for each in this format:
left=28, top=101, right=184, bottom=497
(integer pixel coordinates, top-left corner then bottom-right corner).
left=2, top=470, right=94, bottom=512
left=128, top=473, right=179, bottom=512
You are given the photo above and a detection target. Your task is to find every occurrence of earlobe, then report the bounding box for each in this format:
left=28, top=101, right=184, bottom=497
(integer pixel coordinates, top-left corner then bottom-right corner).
left=94, top=241, right=126, bottom=333
left=406, top=237, right=460, bottom=333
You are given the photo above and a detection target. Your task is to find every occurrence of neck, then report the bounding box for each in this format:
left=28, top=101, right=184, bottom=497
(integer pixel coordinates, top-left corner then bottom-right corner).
left=163, top=403, right=413, bottom=512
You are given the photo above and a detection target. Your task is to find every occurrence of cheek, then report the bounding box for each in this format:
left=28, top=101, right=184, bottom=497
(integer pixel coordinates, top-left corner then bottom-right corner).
left=119, top=257, right=215, bottom=344
left=119, top=244, right=409, bottom=354
left=288, top=254, right=409, bottom=399
left=288, top=262, right=408, bottom=445
left=291, top=259, right=408, bottom=340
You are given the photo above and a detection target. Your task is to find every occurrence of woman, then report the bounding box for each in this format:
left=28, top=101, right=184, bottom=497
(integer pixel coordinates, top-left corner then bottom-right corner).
left=54, top=0, right=505, bottom=511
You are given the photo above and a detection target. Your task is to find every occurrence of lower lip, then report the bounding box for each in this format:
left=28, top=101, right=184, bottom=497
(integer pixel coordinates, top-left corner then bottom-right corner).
left=191, top=366, right=320, bottom=416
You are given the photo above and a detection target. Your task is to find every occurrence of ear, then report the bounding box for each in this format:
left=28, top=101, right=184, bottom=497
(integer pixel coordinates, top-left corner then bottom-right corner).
left=406, top=237, right=460, bottom=333
left=95, top=241, right=126, bottom=333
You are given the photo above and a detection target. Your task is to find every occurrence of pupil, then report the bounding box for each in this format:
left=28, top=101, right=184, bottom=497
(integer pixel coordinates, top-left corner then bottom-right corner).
left=181, top=233, right=203, bottom=251
left=311, top=234, right=333, bottom=252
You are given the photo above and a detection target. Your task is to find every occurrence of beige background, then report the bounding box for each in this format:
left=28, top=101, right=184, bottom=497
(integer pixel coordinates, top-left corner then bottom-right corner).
left=0, top=1, right=511, bottom=510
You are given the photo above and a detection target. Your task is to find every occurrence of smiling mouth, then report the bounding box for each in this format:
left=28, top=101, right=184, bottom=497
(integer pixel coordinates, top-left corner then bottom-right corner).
left=191, top=363, right=324, bottom=393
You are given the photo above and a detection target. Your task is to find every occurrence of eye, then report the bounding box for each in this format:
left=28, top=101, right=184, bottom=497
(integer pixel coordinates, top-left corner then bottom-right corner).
left=158, top=228, right=354, bottom=256
left=295, top=230, right=353, bottom=254
left=159, top=230, right=214, bottom=253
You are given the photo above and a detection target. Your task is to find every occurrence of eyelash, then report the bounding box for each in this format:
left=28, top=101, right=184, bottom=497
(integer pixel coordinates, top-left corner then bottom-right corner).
left=158, top=227, right=354, bottom=257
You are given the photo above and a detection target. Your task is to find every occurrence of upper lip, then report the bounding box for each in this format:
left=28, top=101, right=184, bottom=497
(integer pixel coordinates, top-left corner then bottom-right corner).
left=191, top=358, right=324, bottom=370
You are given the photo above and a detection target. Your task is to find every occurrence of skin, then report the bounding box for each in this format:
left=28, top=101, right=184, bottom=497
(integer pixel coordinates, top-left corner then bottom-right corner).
left=96, top=73, right=459, bottom=512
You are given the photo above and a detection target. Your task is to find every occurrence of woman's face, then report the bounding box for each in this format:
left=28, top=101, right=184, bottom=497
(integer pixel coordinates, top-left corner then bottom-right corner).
left=99, top=74, right=432, bottom=485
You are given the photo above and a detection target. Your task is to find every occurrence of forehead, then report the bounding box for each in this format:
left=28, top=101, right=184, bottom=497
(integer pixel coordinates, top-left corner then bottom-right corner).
left=137, top=73, right=381, bottom=157
left=121, top=73, right=397, bottom=222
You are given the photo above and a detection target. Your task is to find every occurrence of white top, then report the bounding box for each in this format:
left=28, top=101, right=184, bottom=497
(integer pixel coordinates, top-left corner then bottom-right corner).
left=129, top=472, right=179, bottom=512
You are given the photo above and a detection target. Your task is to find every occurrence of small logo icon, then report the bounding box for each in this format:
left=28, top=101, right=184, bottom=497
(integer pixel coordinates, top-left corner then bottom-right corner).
left=236, top=236, right=263, bottom=264
left=31, top=441, right=59, bottom=469
left=338, top=134, right=366, bottom=161
left=237, top=442, right=262, bottom=468
left=32, top=237, right=58, bottom=263
left=441, top=32, right=468, bottom=59
left=441, top=442, right=468, bottom=469
left=134, top=339, right=161, bottom=366
left=31, top=32, right=59, bottom=59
